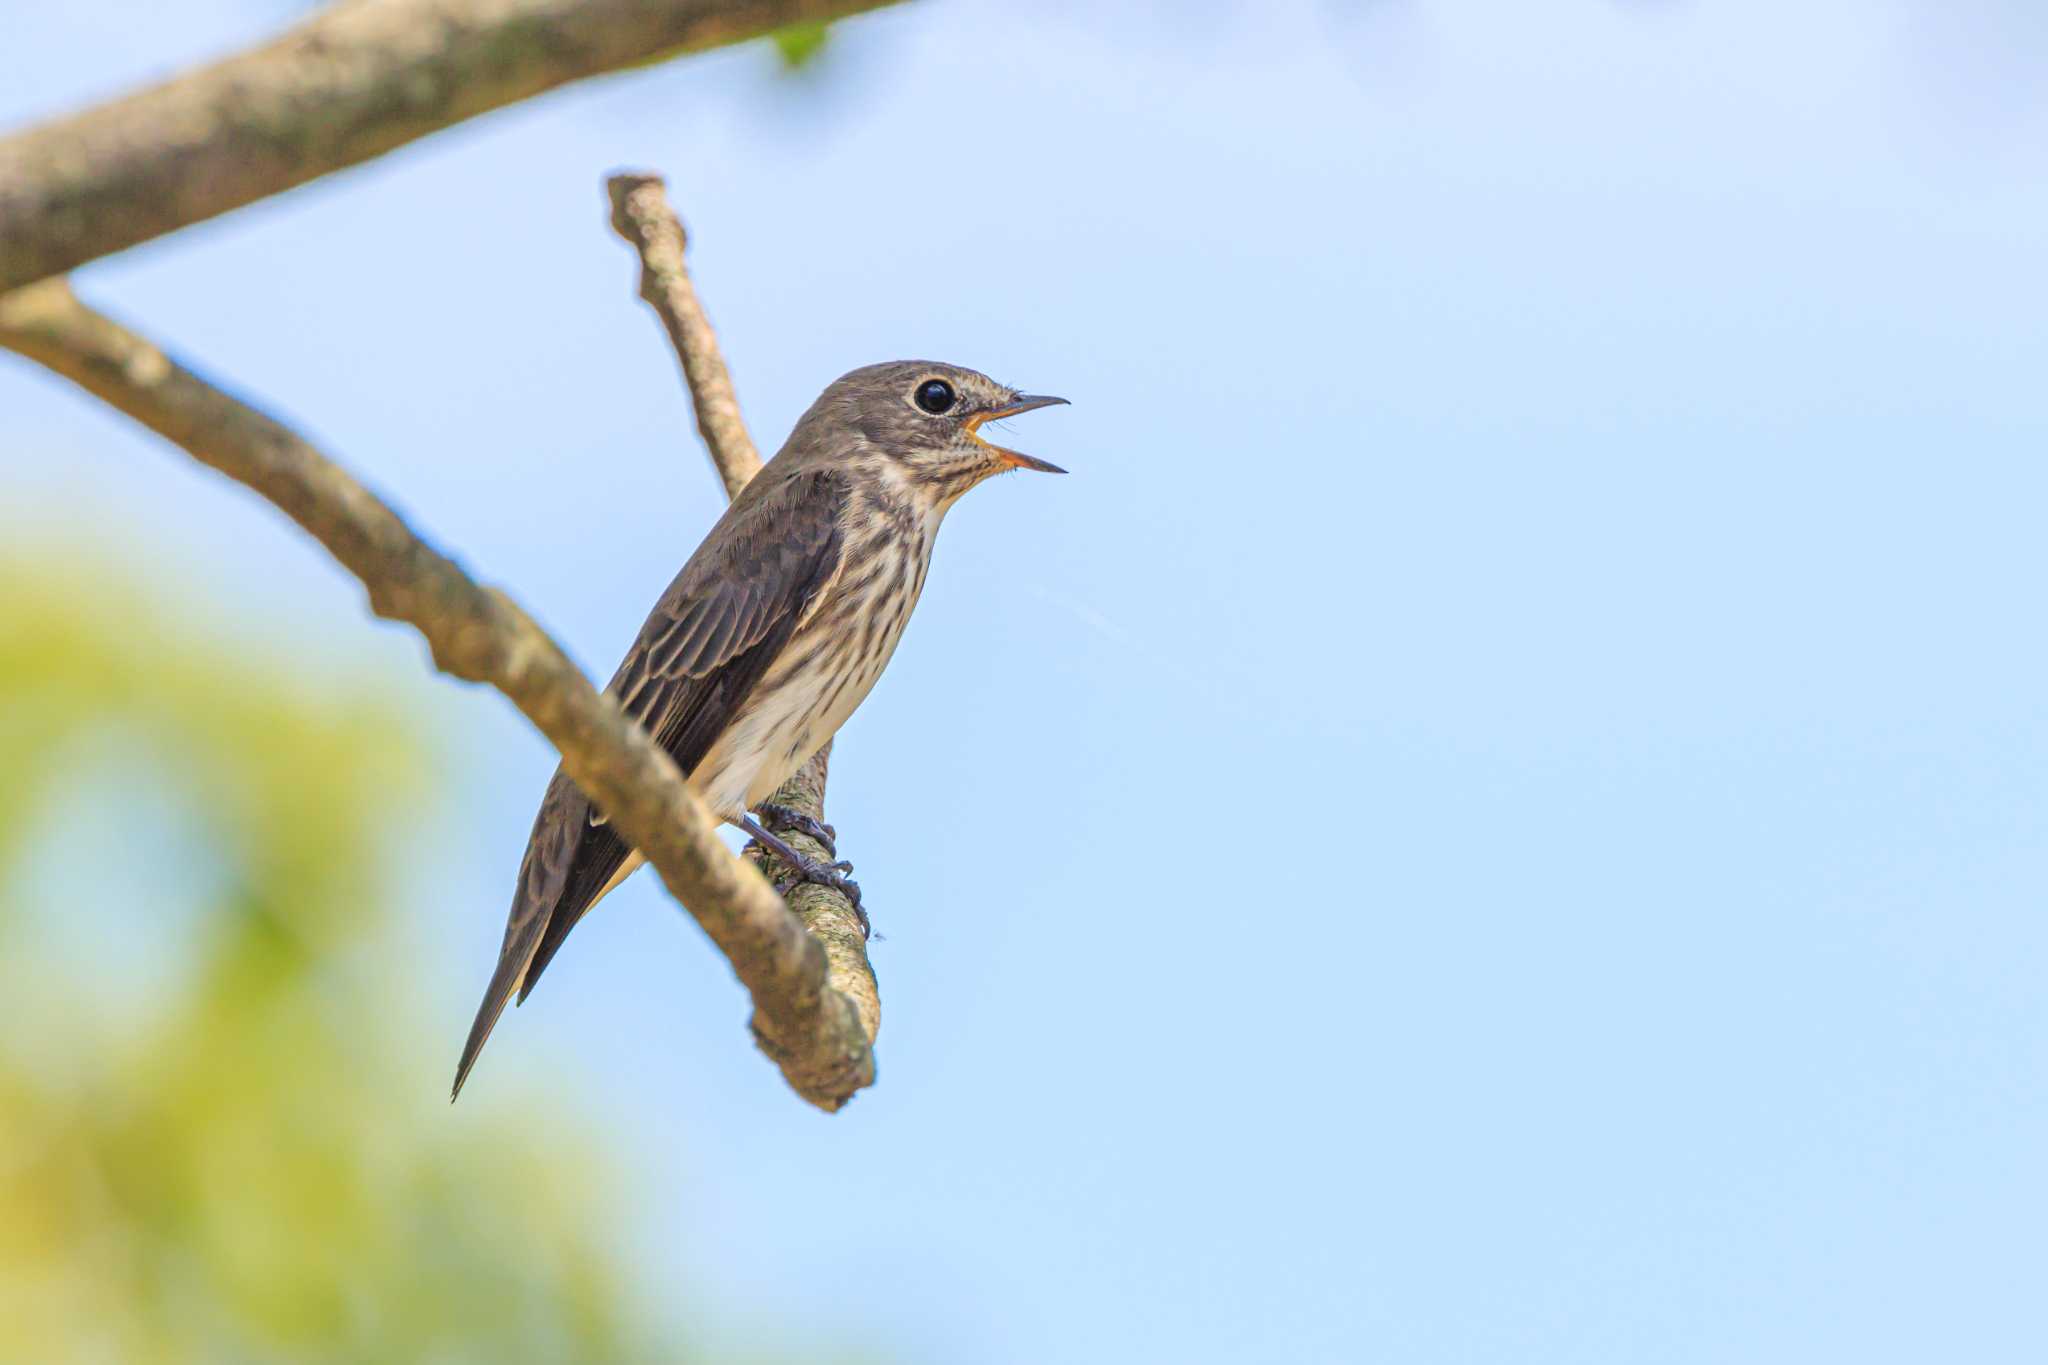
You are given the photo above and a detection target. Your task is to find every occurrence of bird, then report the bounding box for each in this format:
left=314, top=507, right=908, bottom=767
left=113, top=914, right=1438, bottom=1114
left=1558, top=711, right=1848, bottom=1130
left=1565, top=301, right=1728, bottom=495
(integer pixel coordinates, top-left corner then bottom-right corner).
left=451, top=360, right=1066, bottom=1098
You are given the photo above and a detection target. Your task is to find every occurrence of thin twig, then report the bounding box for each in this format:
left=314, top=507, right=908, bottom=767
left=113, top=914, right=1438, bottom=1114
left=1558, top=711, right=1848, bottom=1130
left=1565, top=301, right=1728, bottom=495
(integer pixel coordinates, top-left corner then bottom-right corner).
left=0, top=0, right=902, bottom=293
left=607, top=173, right=762, bottom=498
left=0, top=277, right=875, bottom=1110
left=604, top=171, right=879, bottom=1066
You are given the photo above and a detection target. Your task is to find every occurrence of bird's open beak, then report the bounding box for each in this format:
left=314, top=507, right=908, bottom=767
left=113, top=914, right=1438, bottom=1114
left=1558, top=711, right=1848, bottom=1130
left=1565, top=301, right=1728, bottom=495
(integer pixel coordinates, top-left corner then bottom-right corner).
left=967, top=394, right=1069, bottom=473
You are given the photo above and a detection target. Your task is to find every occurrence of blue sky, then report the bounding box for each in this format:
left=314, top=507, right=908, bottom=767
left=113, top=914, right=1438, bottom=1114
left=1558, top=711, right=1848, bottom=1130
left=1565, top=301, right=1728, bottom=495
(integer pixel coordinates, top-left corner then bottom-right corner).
left=6, top=1, right=2048, bottom=1360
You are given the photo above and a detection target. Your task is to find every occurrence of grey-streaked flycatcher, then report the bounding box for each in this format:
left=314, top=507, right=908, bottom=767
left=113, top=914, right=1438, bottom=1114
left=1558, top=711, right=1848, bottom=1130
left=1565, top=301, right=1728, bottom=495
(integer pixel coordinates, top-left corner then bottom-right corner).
left=452, top=361, right=1065, bottom=1097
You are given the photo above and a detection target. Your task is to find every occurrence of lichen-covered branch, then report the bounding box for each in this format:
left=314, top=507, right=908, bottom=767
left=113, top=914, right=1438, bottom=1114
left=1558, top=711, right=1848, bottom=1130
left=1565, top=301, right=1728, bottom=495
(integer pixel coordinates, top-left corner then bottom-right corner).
left=748, top=744, right=880, bottom=1057
left=604, top=171, right=879, bottom=1063
left=0, top=278, right=875, bottom=1110
left=0, top=0, right=900, bottom=293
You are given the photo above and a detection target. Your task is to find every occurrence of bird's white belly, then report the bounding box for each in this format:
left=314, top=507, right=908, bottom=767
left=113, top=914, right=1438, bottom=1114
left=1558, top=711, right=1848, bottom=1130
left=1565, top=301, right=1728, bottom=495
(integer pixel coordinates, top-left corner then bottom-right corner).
left=690, top=605, right=913, bottom=819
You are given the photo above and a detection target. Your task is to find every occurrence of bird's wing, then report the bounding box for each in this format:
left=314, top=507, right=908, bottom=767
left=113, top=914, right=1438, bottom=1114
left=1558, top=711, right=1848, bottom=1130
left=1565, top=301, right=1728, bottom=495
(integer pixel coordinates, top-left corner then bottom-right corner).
left=451, top=468, right=850, bottom=1098
left=604, top=466, right=851, bottom=786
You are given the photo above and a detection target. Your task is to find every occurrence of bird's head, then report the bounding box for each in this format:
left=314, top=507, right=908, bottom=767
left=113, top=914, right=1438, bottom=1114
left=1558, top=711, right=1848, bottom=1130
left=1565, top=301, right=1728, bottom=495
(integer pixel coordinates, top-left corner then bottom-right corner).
left=798, top=360, right=1067, bottom=500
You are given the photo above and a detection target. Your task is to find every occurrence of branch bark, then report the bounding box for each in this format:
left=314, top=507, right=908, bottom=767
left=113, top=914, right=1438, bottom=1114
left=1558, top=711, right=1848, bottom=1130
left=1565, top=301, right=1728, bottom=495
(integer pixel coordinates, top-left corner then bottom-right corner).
left=604, top=170, right=879, bottom=1068
left=0, top=277, right=876, bottom=1110
left=607, top=173, right=761, bottom=498
left=0, top=0, right=900, bottom=294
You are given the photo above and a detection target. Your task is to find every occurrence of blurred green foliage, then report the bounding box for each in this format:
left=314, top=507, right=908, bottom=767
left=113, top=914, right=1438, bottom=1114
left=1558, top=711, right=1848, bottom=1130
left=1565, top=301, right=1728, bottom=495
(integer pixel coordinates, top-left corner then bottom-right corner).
left=0, top=551, right=678, bottom=1361
left=770, top=21, right=833, bottom=70
left=615, top=17, right=844, bottom=76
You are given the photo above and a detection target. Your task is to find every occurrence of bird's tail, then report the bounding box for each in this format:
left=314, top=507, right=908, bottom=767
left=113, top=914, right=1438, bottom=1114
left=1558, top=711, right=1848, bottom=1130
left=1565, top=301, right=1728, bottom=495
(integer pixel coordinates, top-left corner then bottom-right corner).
left=450, top=953, right=527, bottom=1102
left=451, top=769, right=626, bottom=1101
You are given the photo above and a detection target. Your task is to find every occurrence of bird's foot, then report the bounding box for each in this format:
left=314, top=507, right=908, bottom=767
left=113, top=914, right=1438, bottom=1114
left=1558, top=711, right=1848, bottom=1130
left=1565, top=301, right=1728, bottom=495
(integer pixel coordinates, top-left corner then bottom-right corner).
left=776, top=855, right=869, bottom=939
left=756, top=801, right=837, bottom=858
left=734, top=813, right=870, bottom=939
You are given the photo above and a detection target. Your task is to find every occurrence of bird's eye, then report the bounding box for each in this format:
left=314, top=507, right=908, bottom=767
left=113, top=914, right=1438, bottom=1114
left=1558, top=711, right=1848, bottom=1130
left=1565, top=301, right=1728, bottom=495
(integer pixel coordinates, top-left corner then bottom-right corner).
left=914, top=379, right=957, bottom=415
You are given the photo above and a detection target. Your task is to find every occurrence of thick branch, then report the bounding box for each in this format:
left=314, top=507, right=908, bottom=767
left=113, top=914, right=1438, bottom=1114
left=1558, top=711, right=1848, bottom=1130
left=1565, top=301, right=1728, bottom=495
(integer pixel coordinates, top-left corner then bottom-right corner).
left=607, top=173, right=761, bottom=498
left=604, top=171, right=877, bottom=1071
left=748, top=744, right=881, bottom=1053
left=0, top=0, right=899, bottom=293
left=0, top=278, right=875, bottom=1110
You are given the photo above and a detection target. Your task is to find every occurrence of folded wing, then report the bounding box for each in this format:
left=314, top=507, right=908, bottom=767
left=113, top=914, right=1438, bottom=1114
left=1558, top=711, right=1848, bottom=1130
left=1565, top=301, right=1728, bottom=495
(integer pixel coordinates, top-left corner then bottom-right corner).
left=451, top=468, right=850, bottom=1098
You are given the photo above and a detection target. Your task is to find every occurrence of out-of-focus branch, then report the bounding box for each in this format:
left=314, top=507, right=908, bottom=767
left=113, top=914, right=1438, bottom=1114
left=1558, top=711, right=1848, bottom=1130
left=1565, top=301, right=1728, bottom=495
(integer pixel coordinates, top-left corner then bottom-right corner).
left=0, top=0, right=901, bottom=294
left=604, top=170, right=879, bottom=1066
left=0, top=278, right=875, bottom=1111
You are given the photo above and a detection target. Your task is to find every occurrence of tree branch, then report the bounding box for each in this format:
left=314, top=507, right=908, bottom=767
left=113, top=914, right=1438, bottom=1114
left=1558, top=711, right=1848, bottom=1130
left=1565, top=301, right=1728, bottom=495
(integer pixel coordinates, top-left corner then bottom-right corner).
left=603, top=170, right=879, bottom=1071
left=0, top=0, right=901, bottom=294
left=607, top=173, right=762, bottom=498
left=0, top=277, right=876, bottom=1110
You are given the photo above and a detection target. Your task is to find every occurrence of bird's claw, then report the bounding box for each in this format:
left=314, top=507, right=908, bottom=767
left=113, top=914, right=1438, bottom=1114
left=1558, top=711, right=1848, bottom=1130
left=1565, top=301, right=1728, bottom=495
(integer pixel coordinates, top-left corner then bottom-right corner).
left=774, top=854, right=870, bottom=939
left=757, top=801, right=838, bottom=857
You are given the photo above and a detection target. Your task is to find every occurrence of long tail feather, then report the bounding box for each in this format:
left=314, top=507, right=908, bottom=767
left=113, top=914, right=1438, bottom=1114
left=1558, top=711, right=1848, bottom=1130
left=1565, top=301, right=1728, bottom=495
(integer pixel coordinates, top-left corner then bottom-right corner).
left=450, top=946, right=534, bottom=1101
